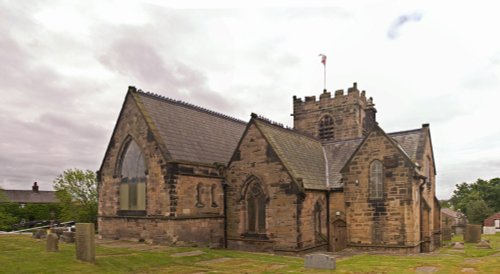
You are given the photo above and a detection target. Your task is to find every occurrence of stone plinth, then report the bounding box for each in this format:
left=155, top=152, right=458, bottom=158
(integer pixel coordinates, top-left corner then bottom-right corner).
left=75, top=223, right=95, bottom=263
left=304, top=253, right=336, bottom=270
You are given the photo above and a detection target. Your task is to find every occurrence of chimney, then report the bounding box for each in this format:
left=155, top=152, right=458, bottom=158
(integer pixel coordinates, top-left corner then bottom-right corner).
left=32, top=182, right=39, bottom=192
left=363, top=97, right=377, bottom=133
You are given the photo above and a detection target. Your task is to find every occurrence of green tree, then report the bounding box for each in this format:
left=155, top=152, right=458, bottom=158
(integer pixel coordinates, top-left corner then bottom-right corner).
left=0, top=188, right=16, bottom=231
left=439, top=199, right=451, bottom=208
left=465, top=194, right=494, bottom=224
left=450, top=177, right=499, bottom=224
left=53, top=169, right=98, bottom=224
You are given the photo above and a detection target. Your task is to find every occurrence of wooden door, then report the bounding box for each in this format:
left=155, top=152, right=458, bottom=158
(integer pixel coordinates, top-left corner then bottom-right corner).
left=333, top=219, right=347, bottom=252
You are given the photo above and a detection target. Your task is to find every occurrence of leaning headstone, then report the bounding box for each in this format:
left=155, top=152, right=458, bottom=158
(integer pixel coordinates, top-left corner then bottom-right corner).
left=304, top=253, right=336, bottom=270
left=75, top=223, right=95, bottom=263
left=476, top=240, right=492, bottom=249
left=464, top=224, right=481, bottom=243
left=46, top=233, right=59, bottom=252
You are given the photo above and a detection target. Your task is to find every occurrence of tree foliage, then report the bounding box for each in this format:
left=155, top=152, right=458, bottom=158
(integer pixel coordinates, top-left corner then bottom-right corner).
left=0, top=188, right=16, bottom=231
left=53, top=169, right=98, bottom=224
left=450, top=178, right=500, bottom=224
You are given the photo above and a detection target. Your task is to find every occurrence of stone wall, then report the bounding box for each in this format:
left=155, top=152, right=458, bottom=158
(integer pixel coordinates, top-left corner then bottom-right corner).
left=342, top=128, right=421, bottom=252
left=226, top=123, right=301, bottom=252
left=98, top=216, right=224, bottom=246
left=299, top=191, right=328, bottom=250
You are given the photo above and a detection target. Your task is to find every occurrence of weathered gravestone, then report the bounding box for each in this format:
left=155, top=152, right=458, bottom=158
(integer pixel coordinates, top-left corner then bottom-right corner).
left=476, top=240, right=492, bottom=249
left=464, top=224, right=481, bottom=243
left=46, top=233, right=59, bottom=252
left=75, top=223, right=95, bottom=263
left=304, top=253, right=336, bottom=270
left=61, top=231, right=75, bottom=243
left=32, top=229, right=47, bottom=239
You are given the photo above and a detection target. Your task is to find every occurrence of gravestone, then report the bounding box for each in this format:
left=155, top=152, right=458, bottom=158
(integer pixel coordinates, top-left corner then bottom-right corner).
left=75, top=223, right=95, bottom=263
left=304, top=253, right=336, bottom=270
left=46, top=233, right=59, bottom=252
left=464, top=224, right=481, bottom=243
left=33, top=229, right=47, bottom=239
left=61, top=231, right=75, bottom=243
left=476, top=240, right=492, bottom=249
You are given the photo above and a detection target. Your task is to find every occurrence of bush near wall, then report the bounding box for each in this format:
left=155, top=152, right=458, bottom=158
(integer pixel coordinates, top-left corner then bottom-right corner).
left=0, top=203, right=61, bottom=231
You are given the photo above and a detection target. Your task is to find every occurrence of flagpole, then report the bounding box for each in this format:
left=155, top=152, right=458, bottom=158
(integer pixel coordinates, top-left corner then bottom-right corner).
left=324, top=62, right=326, bottom=91
left=319, top=54, right=327, bottom=91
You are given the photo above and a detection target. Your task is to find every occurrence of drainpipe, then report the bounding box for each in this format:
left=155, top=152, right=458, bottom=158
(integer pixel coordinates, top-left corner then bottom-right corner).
left=326, top=189, right=331, bottom=251
left=222, top=180, right=228, bottom=248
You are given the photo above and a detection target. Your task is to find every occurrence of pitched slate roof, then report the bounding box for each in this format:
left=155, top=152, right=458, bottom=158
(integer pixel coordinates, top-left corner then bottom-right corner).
left=133, top=89, right=247, bottom=165
left=323, top=139, right=363, bottom=188
left=254, top=119, right=327, bottom=190
left=441, top=208, right=460, bottom=218
left=388, top=128, right=425, bottom=161
left=1, top=190, right=57, bottom=203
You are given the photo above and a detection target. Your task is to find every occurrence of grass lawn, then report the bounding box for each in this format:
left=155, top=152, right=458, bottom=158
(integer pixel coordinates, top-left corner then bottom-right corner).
left=0, top=233, right=499, bottom=273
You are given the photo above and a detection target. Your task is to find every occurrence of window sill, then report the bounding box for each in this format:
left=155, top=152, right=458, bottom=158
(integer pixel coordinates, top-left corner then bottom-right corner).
left=117, top=210, right=147, bottom=216
left=241, top=233, right=269, bottom=240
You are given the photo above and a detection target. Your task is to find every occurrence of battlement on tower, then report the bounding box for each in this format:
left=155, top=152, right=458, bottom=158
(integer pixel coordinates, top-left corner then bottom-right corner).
left=293, top=82, right=369, bottom=111
left=292, top=82, right=377, bottom=142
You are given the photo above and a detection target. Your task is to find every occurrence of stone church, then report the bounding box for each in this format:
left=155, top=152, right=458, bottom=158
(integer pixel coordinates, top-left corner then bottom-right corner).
left=98, top=83, right=441, bottom=254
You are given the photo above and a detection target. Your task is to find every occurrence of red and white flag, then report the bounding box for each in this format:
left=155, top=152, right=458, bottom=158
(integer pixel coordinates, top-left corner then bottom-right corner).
left=319, top=54, right=326, bottom=65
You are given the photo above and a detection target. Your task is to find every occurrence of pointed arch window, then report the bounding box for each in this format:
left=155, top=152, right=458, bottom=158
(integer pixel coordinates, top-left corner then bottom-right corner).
left=319, top=115, right=334, bottom=140
left=370, top=160, right=383, bottom=199
left=314, top=201, right=323, bottom=242
left=119, top=139, right=146, bottom=212
left=246, top=182, right=266, bottom=234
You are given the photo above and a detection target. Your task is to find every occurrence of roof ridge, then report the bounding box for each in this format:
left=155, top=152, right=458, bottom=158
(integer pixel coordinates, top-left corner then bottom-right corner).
left=251, top=113, right=319, bottom=142
left=388, top=128, right=422, bottom=135
left=134, top=88, right=247, bottom=125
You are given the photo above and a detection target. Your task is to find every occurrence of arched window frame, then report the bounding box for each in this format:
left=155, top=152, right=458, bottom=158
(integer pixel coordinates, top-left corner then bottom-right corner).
left=210, top=184, right=218, bottom=207
left=318, top=114, right=335, bottom=140
left=313, top=201, right=323, bottom=242
left=241, top=176, right=268, bottom=237
left=116, top=136, right=147, bottom=215
left=196, top=183, right=205, bottom=208
left=369, top=160, right=383, bottom=199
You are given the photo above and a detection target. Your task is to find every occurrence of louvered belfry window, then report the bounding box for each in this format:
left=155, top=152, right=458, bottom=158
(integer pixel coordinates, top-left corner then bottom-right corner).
left=319, top=115, right=334, bottom=140
left=119, top=140, right=146, bottom=211
left=370, top=160, right=383, bottom=199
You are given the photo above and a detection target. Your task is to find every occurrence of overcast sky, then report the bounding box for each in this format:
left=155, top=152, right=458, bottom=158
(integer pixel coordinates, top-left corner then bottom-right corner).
left=1, top=0, right=499, bottom=199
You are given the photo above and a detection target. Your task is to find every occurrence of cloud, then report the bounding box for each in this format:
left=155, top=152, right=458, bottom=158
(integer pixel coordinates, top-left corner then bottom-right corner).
left=387, top=11, right=423, bottom=40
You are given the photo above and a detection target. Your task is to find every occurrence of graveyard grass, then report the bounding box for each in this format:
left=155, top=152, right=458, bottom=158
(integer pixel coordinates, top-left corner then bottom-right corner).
left=0, top=234, right=499, bottom=273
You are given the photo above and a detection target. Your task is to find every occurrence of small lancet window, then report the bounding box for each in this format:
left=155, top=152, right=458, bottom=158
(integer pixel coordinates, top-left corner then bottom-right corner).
left=370, top=160, right=383, bottom=199
left=314, top=201, right=322, bottom=241
left=196, top=183, right=205, bottom=208
left=211, top=184, right=218, bottom=207
left=318, top=115, right=334, bottom=140
left=119, top=139, right=146, bottom=211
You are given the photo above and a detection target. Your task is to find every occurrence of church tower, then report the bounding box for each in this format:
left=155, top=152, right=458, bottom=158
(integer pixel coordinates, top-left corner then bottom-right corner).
left=292, top=82, right=377, bottom=142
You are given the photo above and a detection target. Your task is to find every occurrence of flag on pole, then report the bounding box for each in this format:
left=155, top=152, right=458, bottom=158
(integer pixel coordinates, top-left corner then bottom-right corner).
left=319, top=54, right=326, bottom=66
